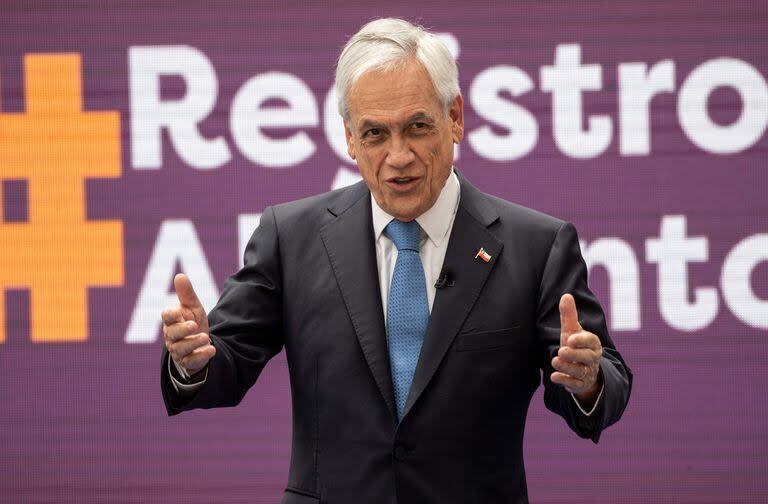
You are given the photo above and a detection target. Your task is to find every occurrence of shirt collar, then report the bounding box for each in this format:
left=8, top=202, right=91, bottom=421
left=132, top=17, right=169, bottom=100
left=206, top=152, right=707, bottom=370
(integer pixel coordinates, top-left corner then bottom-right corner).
left=371, top=169, right=460, bottom=248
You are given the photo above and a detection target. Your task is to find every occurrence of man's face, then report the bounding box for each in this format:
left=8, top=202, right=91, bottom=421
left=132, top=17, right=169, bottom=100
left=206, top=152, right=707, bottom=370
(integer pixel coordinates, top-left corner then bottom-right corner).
left=344, top=59, right=464, bottom=222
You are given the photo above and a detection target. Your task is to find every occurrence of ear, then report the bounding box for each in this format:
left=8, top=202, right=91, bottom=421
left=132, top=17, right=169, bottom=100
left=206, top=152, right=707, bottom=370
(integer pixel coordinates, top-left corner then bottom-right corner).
left=449, top=95, right=464, bottom=144
left=343, top=118, right=356, bottom=160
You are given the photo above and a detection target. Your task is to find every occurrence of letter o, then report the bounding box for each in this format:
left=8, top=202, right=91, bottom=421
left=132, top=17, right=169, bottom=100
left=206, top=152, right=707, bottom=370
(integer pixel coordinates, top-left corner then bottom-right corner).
left=678, top=58, right=768, bottom=154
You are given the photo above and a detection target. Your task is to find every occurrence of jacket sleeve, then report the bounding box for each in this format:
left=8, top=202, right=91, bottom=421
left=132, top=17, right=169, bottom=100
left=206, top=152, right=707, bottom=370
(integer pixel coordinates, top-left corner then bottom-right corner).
left=161, top=206, right=285, bottom=415
left=536, top=221, right=633, bottom=443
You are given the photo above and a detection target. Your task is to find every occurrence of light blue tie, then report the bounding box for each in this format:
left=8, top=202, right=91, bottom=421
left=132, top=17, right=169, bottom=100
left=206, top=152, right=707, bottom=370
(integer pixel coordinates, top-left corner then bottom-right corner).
left=385, top=219, right=429, bottom=419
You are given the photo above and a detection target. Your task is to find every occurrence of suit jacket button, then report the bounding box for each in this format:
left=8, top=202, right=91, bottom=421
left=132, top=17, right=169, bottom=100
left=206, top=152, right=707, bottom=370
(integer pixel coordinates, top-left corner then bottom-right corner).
left=394, top=445, right=408, bottom=461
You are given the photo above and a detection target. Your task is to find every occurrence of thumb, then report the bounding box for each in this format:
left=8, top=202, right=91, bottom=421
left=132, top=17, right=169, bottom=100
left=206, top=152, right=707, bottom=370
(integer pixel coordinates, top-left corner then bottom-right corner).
left=559, top=293, right=582, bottom=346
left=174, top=273, right=203, bottom=310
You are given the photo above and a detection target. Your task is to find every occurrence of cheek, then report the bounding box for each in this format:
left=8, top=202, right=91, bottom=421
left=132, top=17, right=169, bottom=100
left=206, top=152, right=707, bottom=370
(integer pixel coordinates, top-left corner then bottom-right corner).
left=357, top=149, right=384, bottom=186
left=426, top=144, right=445, bottom=177
left=425, top=142, right=452, bottom=190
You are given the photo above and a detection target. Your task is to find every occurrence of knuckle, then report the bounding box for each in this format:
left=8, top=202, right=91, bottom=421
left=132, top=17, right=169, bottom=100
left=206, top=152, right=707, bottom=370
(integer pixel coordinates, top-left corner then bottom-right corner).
left=181, top=352, right=194, bottom=367
left=167, top=328, right=181, bottom=342
left=189, top=352, right=206, bottom=368
left=174, top=344, right=189, bottom=360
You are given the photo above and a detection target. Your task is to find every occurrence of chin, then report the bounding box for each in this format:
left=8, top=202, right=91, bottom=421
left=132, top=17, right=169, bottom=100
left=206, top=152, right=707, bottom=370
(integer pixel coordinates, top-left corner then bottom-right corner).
left=393, top=206, right=423, bottom=221
left=382, top=193, right=430, bottom=221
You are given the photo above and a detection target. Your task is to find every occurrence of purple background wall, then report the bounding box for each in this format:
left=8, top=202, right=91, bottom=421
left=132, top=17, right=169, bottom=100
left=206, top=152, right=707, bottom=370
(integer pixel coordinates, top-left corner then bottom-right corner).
left=1, top=1, right=766, bottom=502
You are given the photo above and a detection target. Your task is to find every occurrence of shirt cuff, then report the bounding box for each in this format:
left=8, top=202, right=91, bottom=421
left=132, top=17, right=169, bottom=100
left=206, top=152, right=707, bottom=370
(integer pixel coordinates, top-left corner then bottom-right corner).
left=570, top=383, right=604, bottom=417
left=168, top=356, right=207, bottom=394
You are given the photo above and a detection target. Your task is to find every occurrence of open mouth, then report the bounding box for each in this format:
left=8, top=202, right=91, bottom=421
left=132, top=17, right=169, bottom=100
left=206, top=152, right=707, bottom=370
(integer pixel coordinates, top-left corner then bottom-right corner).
left=387, top=176, right=420, bottom=187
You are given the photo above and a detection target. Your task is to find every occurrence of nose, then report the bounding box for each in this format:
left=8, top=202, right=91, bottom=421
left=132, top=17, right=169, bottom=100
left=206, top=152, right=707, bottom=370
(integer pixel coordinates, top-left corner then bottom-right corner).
left=385, top=135, right=416, bottom=169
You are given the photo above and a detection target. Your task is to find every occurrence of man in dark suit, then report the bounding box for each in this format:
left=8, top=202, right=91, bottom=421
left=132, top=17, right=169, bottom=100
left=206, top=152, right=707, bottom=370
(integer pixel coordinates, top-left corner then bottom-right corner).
left=161, top=18, right=631, bottom=503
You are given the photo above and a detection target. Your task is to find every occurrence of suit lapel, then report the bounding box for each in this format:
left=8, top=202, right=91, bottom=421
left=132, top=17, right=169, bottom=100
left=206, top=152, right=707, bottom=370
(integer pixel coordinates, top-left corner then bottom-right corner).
left=319, top=183, right=398, bottom=421
left=402, top=176, right=502, bottom=419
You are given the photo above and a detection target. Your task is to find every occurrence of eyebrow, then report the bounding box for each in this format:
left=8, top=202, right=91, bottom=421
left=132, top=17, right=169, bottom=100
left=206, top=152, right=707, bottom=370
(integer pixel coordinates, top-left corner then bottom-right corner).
left=357, top=112, right=435, bottom=132
left=407, top=112, right=435, bottom=124
left=358, top=119, right=387, bottom=132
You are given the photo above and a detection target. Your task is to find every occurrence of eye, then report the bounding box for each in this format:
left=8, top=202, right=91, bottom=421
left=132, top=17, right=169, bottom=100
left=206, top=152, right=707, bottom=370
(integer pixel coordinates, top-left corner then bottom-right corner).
left=412, top=122, right=426, bottom=129
left=364, top=128, right=381, bottom=138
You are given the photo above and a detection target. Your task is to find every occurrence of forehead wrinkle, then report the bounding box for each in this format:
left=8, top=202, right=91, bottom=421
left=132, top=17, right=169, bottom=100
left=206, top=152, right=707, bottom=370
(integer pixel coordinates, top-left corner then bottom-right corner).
left=355, top=87, right=435, bottom=112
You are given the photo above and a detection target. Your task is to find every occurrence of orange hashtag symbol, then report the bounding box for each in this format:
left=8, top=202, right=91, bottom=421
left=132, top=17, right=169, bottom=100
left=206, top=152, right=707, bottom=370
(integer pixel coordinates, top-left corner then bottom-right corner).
left=0, top=54, right=123, bottom=343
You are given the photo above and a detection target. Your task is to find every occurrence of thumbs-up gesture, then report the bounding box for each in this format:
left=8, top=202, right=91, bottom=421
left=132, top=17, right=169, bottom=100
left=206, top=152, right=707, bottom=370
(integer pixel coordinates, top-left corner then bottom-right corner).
left=161, top=273, right=216, bottom=376
left=551, top=293, right=603, bottom=403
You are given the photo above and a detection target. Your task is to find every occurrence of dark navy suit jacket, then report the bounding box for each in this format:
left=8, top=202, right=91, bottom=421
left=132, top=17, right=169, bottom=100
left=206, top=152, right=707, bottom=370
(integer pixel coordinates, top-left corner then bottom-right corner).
left=161, top=173, right=632, bottom=503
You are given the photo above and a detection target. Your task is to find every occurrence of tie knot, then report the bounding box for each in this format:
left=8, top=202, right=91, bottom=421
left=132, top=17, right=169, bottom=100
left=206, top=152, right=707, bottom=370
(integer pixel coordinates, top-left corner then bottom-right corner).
left=385, top=219, right=421, bottom=252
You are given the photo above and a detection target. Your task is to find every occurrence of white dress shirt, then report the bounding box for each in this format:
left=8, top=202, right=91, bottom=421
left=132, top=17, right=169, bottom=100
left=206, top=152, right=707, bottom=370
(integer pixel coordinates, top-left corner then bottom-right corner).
left=169, top=169, right=602, bottom=416
left=372, top=170, right=460, bottom=324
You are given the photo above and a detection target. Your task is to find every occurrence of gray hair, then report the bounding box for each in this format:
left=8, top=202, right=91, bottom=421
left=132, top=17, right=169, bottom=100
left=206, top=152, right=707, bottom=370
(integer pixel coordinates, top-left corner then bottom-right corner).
left=334, top=18, right=460, bottom=119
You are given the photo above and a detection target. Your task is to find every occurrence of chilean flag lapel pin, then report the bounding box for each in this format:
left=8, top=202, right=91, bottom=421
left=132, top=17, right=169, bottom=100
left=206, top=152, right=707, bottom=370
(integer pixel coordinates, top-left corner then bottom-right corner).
left=475, top=247, right=492, bottom=263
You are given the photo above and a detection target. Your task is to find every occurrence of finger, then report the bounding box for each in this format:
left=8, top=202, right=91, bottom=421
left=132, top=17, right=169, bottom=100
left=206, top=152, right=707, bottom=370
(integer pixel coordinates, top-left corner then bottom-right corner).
left=164, top=320, right=198, bottom=343
left=161, top=306, right=184, bottom=326
left=559, top=293, right=583, bottom=345
left=566, top=332, right=603, bottom=352
left=550, top=371, right=587, bottom=392
left=180, top=344, right=216, bottom=373
left=552, top=356, right=592, bottom=379
left=168, top=333, right=210, bottom=362
left=557, top=346, right=600, bottom=365
left=174, top=273, right=203, bottom=310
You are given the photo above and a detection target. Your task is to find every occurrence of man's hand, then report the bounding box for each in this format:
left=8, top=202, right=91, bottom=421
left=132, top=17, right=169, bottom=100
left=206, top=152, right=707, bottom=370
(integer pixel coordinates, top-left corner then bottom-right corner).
left=161, top=273, right=215, bottom=376
left=551, top=293, right=603, bottom=406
